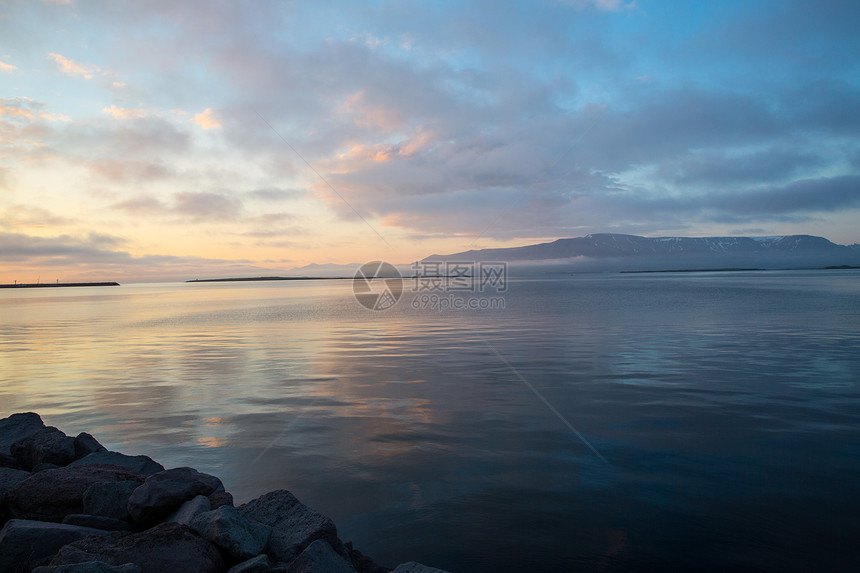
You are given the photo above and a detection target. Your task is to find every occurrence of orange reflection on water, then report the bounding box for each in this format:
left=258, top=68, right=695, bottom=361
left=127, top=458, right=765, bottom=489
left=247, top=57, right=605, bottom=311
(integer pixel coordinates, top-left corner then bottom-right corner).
left=197, top=436, right=228, bottom=448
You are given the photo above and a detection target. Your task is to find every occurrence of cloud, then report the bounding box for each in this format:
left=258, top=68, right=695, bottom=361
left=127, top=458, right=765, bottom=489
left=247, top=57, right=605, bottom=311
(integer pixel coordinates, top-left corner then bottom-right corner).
left=0, top=167, right=13, bottom=190
left=715, top=175, right=860, bottom=216
left=0, top=61, right=17, bottom=71
left=0, top=97, right=38, bottom=119
left=657, top=148, right=824, bottom=187
left=112, top=195, right=167, bottom=214
left=0, top=231, right=128, bottom=262
left=245, top=188, right=305, bottom=201
left=102, top=105, right=150, bottom=119
left=0, top=230, right=280, bottom=282
left=0, top=97, right=70, bottom=122
left=1, top=205, right=74, bottom=229
left=174, top=191, right=241, bottom=219
left=47, top=52, right=99, bottom=79
left=191, top=108, right=221, bottom=129
left=88, top=159, right=173, bottom=182
left=1, top=0, right=858, bottom=277
left=113, top=192, right=243, bottom=222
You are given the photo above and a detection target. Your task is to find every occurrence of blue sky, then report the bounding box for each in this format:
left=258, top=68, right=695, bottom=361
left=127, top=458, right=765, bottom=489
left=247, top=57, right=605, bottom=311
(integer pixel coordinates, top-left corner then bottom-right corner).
left=1, top=0, right=859, bottom=281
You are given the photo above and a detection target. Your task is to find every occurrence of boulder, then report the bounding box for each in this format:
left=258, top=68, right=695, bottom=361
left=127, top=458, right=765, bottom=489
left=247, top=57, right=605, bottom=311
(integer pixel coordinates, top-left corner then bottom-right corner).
left=11, top=426, right=76, bottom=470
left=190, top=505, right=272, bottom=561
left=0, top=466, right=31, bottom=527
left=34, top=462, right=62, bottom=473
left=0, top=466, right=31, bottom=495
left=284, top=539, right=356, bottom=573
left=49, top=522, right=225, bottom=573
left=7, top=465, right=144, bottom=522
left=0, top=412, right=46, bottom=456
left=74, top=433, right=107, bottom=459
left=165, top=494, right=210, bottom=525
left=33, top=563, right=141, bottom=573
left=69, top=452, right=164, bottom=477
left=0, top=518, right=111, bottom=572
left=227, top=554, right=271, bottom=573
left=238, top=490, right=340, bottom=563
left=83, top=481, right=140, bottom=520
left=0, top=452, right=20, bottom=469
left=391, top=563, right=452, bottom=573
left=209, top=490, right=234, bottom=509
left=127, top=467, right=223, bottom=526
left=343, top=542, right=388, bottom=573
left=62, top=514, right=133, bottom=531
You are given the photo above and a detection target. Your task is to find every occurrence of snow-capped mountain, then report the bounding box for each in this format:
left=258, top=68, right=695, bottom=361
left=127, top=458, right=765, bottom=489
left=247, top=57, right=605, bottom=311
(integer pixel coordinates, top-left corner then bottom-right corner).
left=424, top=234, right=860, bottom=270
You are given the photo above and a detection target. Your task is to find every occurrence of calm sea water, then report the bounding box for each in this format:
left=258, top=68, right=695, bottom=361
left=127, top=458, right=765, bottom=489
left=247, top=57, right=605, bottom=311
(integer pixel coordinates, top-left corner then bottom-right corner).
left=1, top=271, right=859, bottom=572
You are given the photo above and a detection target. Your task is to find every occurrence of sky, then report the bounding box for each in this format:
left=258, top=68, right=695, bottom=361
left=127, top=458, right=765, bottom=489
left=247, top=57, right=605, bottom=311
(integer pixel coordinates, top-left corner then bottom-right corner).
left=1, top=0, right=859, bottom=282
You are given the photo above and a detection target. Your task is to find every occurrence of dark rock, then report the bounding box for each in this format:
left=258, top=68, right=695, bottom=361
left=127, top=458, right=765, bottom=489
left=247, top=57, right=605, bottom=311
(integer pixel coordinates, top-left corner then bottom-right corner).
left=284, top=539, right=356, bottom=573
left=50, top=522, right=225, bottom=573
left=190, top=505, right=272, bottom=561
left=165, top=494, right=210, bottom=525
left=127, top=467, right=223, bottom=526
left=33, top=563, right=142, bottom=573
left=83, top=481, right=140, bottom=520
left=0, top=467, right=31, bottom=527
left=0, top=518, right=111, bottom=572
left=0, top=412, right=46, bottom=457
left=7, top=464, right=144, bottom=522
left=0, top=466, right=31, bottom=494
left=391, top=562, right=451, bottom=573
left=0, top=452, right=20, bottom=469
left=62, top=514, right=133, bottom=531
left=69, top=452, right=164, bottom=477
left=227, top=554, right=271, bottom=573
left=74, top=433, right=107, bottom=459
left=344, top=542, right=388, bottom=573
left=238, top=490, right=339, bottom=563
left=209, top=490, right=234, bottom=509
left=34, top=462, right=62, bottom=472
left=11, top=426, right=76, bottom=470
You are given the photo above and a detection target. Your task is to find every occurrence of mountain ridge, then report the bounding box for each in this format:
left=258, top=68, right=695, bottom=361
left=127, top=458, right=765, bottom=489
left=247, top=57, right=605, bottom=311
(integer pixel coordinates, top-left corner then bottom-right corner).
left=423, top=233, right=860, bottom=263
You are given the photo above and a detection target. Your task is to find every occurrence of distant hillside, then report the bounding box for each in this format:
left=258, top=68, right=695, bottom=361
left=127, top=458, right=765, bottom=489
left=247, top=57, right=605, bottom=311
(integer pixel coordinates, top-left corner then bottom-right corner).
left=424, top=234, right=860, bottom=271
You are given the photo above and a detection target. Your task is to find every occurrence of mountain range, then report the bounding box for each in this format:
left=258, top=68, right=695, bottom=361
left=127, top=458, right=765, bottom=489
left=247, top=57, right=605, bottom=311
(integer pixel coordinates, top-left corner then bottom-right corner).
left=426, top=233, right=858, bottom=260
left=282, top=234, right=860, bottom=276
left=422, top=234, right=860, bottom=272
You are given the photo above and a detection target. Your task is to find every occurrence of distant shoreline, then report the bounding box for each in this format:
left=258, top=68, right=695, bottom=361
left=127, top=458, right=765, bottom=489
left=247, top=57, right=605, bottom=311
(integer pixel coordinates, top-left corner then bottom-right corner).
left=0, top=281, right=120, bottom=289
left=186, top=276, right=351, bottom=283
left=621, top=265, right=860, bottom=274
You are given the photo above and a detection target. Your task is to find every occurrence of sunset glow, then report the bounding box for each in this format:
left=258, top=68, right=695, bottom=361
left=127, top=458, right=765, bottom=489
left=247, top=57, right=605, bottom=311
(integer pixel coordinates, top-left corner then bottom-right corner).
left=1, top=1, right=858, bottom=282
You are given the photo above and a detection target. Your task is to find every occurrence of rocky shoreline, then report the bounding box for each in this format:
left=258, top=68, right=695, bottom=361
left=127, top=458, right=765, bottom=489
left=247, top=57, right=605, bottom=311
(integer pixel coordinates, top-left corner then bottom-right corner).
left=0, top=413, right=450, bottom=573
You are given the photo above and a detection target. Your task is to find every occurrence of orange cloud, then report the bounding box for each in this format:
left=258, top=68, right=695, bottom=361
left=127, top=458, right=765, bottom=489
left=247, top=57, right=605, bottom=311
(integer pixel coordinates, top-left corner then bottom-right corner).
left=338, top=90, right=401, bottom=131
left=0, top=98, right=69, bottom=122
left=0, top=61, right=17, bottom=72
left=191, top=108, right=221, bottom=129
left=344, top=143, right=395, bottom=163
left=338, top=126, right=433, bottom=165
left=48, top=52, right=99, bottom=79
left=102, top=105, right=149, bottom=119
left=0, top=102, right=34, bottom=119
left=38, top=112, right=70, bottom=122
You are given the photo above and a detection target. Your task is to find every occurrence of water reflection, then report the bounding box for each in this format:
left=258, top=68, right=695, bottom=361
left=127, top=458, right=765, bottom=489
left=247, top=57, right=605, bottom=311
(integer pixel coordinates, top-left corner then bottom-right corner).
left=1, top=272, right=859, bottom=571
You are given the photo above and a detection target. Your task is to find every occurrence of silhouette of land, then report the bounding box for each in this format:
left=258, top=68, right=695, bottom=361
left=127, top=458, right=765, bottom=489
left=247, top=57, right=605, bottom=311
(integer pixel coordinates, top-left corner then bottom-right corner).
left=0, top=282, right=120, bottom=289
left=187, top=276, right=349, bottom=283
